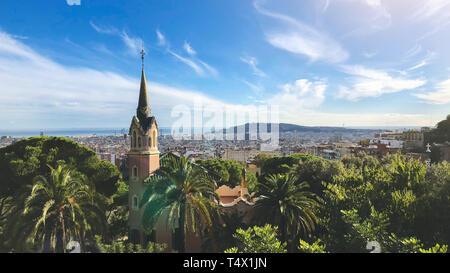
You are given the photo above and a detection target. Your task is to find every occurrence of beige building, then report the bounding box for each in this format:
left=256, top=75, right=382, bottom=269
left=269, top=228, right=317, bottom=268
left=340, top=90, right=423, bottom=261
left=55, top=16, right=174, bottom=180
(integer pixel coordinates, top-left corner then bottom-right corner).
left=403, top=130, right=424, bottom=150
left=223, top=148, right=280, bottom=163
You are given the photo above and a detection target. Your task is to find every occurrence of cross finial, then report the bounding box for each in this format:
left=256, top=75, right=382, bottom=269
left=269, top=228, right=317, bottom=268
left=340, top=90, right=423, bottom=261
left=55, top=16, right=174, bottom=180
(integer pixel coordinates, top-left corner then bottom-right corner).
left=140, top=49, right=145, bottom=69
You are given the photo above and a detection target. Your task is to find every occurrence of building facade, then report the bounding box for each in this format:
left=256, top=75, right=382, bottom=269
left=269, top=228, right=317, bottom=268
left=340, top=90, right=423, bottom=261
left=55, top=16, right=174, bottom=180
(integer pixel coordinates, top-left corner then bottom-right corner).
left=127, top=61, right=160, bottom=244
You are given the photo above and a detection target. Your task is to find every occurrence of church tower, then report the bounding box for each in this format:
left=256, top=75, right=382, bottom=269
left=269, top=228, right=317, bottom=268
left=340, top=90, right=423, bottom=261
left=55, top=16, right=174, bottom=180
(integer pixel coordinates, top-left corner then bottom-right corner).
left=127, top=50, right=160, bottom=244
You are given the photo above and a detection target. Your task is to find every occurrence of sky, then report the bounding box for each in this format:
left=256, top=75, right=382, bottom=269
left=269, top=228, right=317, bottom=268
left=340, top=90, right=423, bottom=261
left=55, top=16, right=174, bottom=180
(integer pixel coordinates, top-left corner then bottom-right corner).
left=0, top=0, right=449, bottom=130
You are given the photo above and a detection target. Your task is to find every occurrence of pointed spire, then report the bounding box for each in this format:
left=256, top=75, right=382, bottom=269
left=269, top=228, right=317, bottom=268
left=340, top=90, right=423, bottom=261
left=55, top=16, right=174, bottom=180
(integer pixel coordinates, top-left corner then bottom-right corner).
left=137, top=49, right=151, bottom=123
left=140, top=49, right=145, bottom=69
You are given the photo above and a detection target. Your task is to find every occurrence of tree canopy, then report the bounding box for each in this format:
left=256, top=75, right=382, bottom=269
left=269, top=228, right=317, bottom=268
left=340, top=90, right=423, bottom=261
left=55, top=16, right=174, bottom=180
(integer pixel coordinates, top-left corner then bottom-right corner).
left=0, top=137, right=123, bottom=252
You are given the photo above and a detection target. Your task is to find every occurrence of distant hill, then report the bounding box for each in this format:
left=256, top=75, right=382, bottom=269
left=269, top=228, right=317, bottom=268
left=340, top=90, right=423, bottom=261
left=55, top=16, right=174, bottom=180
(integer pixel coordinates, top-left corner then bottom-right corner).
left=222, top=123, right=378, bottom=134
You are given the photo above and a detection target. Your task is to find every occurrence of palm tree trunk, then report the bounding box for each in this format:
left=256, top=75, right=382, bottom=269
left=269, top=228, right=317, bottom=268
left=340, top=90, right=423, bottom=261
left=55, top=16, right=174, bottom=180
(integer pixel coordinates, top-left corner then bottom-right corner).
left=60, top=211, right=66, bottom=253
left=206, top=225, right=218, bottom=253
left=280, top=218, right=287, bottom=246
left=179, top=202, right=186, bottom=253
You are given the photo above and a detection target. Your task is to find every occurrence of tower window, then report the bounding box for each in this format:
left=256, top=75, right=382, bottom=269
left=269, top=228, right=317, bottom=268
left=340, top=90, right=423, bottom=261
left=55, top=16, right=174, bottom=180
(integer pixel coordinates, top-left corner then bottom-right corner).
left=138, top=136, right=142, bottom=148
left=133, top=166, right=138, bottom=178
left=133, top=131, right=137, bottom=148
left=149, top=136, right=152, bottom=148
left=153, top=130, right=156, bottom=147
left=132, top=195, right=139, bottom=210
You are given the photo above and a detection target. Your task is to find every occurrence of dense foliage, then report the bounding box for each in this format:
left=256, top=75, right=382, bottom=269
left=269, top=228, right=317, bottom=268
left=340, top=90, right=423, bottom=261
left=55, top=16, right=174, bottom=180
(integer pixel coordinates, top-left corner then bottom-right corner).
left=140, top=153, right=219, bottom=252
left=225, top=225, right=287, bottom=253
left=94, top=235, right=166, bottom=253
left=1, top=134, right=449, bottom=253
left=425, top=114, right=450, bottom=144
left=252, top=152, right=449, bottom=253
left=0, top=137, right=124, bottom=252
left=253, top=173, right=319, bottom=251
left=196, top=158, right=257, bottom=191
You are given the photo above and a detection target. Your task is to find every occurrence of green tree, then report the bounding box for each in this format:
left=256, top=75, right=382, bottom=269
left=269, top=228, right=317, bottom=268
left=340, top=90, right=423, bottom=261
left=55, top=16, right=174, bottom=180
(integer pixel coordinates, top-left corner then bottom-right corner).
left=293, top=156, right=340, bottom=197
left=224, top=225, right=287, bottom=253
left=0, top=137, right=123, bottom=252
left=196, top=158, right=245, bottom=189
left=253, top=154, right=272, bottom=168
left=253, top=173, right=319, bottom=250
left=22, top=165, right=105, bottom=253
left=298, top=239, right=328, bottom=253
left=205, top=210, right=248, bottom=252
left=425, top=114, right=450, bottom=144
left=105, top=180, right=129, bottom=241
left=140, top=153, right=218, bottom=252
left=319, top=153, right=449, bottom=252
left=94, top=235, right=166, bottom=253
left=259, top=153, right=314, bottom=178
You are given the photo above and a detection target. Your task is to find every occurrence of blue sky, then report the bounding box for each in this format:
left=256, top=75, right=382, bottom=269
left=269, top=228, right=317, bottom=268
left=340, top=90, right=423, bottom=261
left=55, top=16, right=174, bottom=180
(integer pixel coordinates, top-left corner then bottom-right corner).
left=0, top=0, right=449, bottom=130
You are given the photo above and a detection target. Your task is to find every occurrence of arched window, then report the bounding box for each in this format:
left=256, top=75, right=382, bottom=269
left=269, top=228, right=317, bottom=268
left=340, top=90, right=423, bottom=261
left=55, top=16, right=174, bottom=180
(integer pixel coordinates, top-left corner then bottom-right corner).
left=153, top=130, right=156, bottom=147
left=132, top=195, right=139, bottom=210
left=133, top=166, right=138, bottom=178
left=149, top=136, right=152, bottom=148
left=133, top=131, right=137, bottom=148
left=138, top=136, right=142, bottom=148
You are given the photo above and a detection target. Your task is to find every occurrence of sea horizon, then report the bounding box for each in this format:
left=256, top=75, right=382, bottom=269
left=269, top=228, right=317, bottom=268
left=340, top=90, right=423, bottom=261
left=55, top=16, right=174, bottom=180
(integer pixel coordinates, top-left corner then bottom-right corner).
left=0, top=125, right=429, bottom=138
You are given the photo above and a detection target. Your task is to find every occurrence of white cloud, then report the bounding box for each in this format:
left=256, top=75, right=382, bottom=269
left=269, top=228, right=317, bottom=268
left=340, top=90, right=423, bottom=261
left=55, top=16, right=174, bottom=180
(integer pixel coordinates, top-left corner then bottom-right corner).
left=0, top=31, right=223, bottom=128
left=338, top=65, right=426, bottom=101
left=268, top=79, right=327, bottom=109
left=90, top=21, right=143, bottom=55
left=0, top=30, right=437, bottom=129
left=240, top=56, right=266, bottom=77
left=362, top=51, right=377, bottom=58
left=156, top=30, right=166, bottom=46
left=412, top=0, right=450, bottom=22
left=90, top=21, right=116, bottom=35
left=66, top=0, right=81, bottom=6
left=260, top=77, right=433, bottom=127
left=198, top=60, right=218, bottom=77
left=407, top=0, right=450, bottom=39
left=405, top=44, right=422, bottom=58
left=278, top=111, right=434, bottom=127
left=322, top=0, right=330, bottom=13
left=407, top=51, right=435, bottom=71
left=414, top=79, right=450, bottom=105
left=241, top=80, right=264, bottom=94
left=183, top=41, right=196, bottom=55
left=254, top=0, right=348, bottom=63
left=168, top=50, right=205, bottom=76
left=157, top=30, right=217, bottom=77
left=120, top=31, right=143, bottom=55
left=407, top=61, right=427, bottom=71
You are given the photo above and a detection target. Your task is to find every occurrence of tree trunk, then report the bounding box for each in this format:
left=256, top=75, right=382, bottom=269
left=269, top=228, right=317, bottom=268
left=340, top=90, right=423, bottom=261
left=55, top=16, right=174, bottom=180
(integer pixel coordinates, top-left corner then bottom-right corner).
left=60, top=211, right=66, bottom=253
left=178, top=202, right=186, bottom=253
left=280, top=218, right=287, bottom=244
left=206, top=225, right=218, bottom=253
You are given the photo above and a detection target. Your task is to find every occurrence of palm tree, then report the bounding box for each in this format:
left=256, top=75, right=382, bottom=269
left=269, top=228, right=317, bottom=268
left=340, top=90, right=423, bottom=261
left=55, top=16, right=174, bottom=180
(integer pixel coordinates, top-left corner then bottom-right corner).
left=254, top=173, right=319, bottom=249
left=140, top=153, right=218, bottom=252
left=23, top=165, right=103, bottom=252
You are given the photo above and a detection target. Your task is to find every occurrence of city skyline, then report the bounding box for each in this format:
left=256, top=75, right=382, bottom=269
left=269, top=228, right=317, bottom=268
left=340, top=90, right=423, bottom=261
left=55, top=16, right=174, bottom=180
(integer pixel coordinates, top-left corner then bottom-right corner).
left=1, top=0, right=449, bottom=130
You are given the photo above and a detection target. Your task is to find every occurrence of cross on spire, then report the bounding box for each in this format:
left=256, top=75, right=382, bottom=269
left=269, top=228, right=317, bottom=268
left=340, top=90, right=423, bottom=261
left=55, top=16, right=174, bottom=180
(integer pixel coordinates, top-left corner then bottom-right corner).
left=140, top=49, right=145, bottom=69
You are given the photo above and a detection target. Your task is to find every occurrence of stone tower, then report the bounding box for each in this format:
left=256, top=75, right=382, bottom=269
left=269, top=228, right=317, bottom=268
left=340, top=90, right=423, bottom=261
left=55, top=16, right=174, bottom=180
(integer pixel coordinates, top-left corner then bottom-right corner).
left=127, top=50, right=160, bottom=244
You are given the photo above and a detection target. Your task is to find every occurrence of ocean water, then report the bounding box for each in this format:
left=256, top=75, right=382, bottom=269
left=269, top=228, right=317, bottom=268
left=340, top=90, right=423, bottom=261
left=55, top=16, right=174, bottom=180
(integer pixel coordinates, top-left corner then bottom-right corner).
left=0, top=128, right=172, bottom=138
